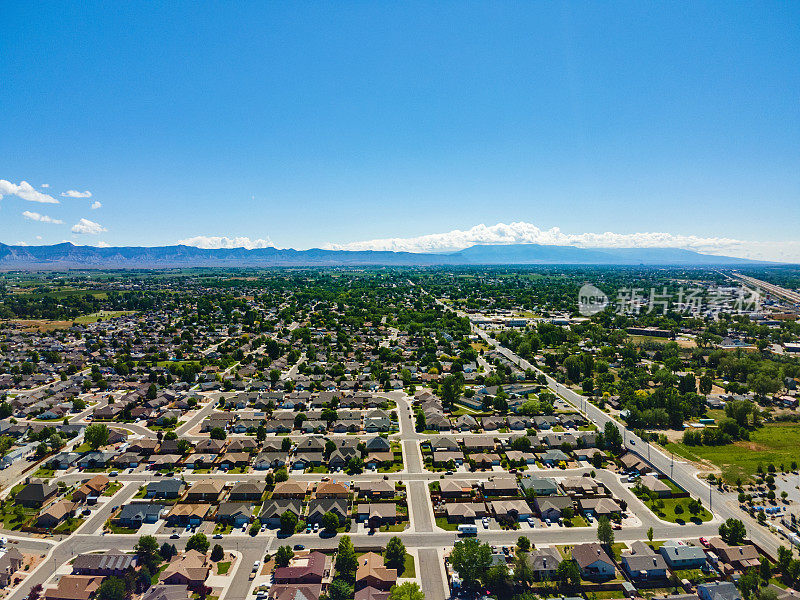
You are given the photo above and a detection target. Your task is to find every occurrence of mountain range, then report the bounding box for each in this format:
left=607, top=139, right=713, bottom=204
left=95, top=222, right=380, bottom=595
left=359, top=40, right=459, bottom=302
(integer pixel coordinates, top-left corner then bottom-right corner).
left=0, top=242, right=772, bottom=269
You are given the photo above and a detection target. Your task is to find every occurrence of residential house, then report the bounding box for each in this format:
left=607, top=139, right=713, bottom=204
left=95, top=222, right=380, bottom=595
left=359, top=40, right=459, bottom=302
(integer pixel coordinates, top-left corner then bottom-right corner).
left=116, top=502, right=164, bottom=527
left=72, top=553, right=135, bottom=577
left=445, top=502, right=488, bottom=523
left=306, top=498, right=348, bottom=524
left=15, top=478, right=57, bottom=507
left=36, top=500, right=77, bottom=528
left=185, top=479, right=224, bottom=502
left=572, top=543, right=615, bottom=579
left=356, top=552, right=397, bottom=591
left=621, top=541, right=668, bottom=580
left=697, top=582, right=742, bottom=600
left=659, top=541, right=707, bottom=569
left=160, top=550, right=210, bottom=590
left=229, top=481, right=266, bottom=502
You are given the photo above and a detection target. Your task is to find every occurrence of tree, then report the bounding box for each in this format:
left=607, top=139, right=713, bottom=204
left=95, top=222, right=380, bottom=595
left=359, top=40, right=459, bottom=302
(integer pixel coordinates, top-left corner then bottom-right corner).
left=280, top=511, right=298, bottom=534
left=136, top=535, right=161, bottom=570
left=27, top=584, right=43, bottom=600
left=556, top=560, right=581, bottom=589
left=159, top=542, right=177, bottom=562
left=250, top=519, right=261, bottom=536
left=275, top=546, right=294, bottom=568
left=699, top=375, right=713, bottom=395
left=740, top=568, right=760, bottom=600
left=274, top=467, right=289, bottom=483
left=388, top=582, right=425, bottom=600
left=84, top=423, right=109, bottom=450
left=72, top=398, right=86, bottom=411
left=321, top=511, right=339, bottom=534
left=335, top=536, right=358, bottom=583
left=482, top=564, right=512, bottom=598
left=328, top=579, right=353, bottom=600
left=415, top=411, right=426, bottom=432
left=450, top=538, right=492, bottom=590
left=210, top=427, right=227, bottom=440
left=97, top=577, right=126, bottom=600
left=513, top=552, right=534, bottom=589
left=147, top=384, right=158, bottom=400
left=517, top=536, right=531, bottom=552
left=211, top=544, right=224, bottom=562
left=136, top=566, right=152, bottom=593
left=185, top=533, right=209, bottom=554
left=719, top=518, right=747, bottom=545
left=603, top=422, right=623, bottom=454
left=385, top=536, right=406, bottom=572
left=597, top=516, right=614, bottom=546
left=647, top=527, right=654, bottom=543
left=281, top=437, right=292, bottom=452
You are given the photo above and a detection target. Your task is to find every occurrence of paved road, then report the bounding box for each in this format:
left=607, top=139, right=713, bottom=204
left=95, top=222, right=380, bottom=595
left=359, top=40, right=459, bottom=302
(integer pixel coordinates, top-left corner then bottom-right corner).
left=419, top=549, right=447, bottom=600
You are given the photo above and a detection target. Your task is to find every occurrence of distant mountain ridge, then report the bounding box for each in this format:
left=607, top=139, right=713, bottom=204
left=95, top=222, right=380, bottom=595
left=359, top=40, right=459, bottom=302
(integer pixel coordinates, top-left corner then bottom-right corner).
left=0, top=242, right=772, bottom=269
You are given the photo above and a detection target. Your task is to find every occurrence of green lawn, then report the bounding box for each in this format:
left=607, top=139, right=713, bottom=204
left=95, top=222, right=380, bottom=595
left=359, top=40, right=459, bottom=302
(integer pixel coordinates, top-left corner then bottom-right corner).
left=103, top=482, right=123, bottom=496
left=566, top=515, right=589, bottom=527
left=640, top=495, right=712, bottom=524
left=33, top=467, right=55, bottom=478
left=105, top=519, right=139, bottom=534
left=435, top=517, right=459, bottom=531
left=401, top=552, right=416, bottom=577
left=667, top=423, right=800, bottom=483
left=216, top=561, right=231, bottom=575
left=53, top=517, right=85, bottom=534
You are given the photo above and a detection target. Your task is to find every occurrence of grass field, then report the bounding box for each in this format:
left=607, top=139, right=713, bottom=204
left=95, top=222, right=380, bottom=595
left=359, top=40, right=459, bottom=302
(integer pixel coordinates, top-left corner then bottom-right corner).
left=73, top=310, right=135, bottom=324
left=667, top=423, right=800, bottom=483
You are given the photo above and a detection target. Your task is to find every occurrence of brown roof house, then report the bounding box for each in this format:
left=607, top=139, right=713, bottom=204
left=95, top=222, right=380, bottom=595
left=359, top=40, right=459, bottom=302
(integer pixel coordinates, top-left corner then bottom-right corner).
left=72, top=475, right=110, bottom=503
left=356, top=552, right=397, bottom=591
left=185, top=479, right=224, bottom=502
left=160, top=550, right=210, bottom=590
left=315, top=481, right=349, bottom=499
left=36, top=500, right=77, bottom=529
left=272, top=481, right=309, bottom=499
left=572, top=543, right=615, bottom=579
left=274, top=551, right=329, bottom=584
left=45, top=575, right=104, bottom=600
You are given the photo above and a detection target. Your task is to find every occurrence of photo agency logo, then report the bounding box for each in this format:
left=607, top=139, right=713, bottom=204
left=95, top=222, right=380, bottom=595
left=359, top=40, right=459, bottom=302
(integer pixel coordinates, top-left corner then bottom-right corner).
left=578, top=284, right=609, bottom=316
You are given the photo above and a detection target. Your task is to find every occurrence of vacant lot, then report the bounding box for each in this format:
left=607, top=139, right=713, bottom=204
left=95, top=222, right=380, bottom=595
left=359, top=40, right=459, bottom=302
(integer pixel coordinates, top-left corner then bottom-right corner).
left=667, top=423, right=800, bottom=483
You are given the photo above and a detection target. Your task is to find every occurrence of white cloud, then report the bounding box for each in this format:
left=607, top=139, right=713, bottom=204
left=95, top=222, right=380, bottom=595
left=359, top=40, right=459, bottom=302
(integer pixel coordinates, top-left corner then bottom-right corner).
left=178, top=235, right=275, bottom=250
left=41, top=184, right=49, bottom=188
left=71, top=218, right=107, bottom=235
left=15, top=241, right=28, bottom=246
left=323, top=221, right=800, bottom=262
left=90, top=201, right=102, bottom=210
left=96, top=241, right=111, bottom=247
left=61, top=190, right=92, bottom=198
left=0, top=179, right=59, bottom=204
left=22, top=210, right=64, bottom=225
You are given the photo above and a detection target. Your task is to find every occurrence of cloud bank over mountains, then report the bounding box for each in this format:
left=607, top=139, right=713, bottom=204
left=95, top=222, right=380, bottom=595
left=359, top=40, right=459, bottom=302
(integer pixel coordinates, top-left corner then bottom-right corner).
left=321, top=221, right=799, bottom=262
left=178, top=235, right=275, bottom=250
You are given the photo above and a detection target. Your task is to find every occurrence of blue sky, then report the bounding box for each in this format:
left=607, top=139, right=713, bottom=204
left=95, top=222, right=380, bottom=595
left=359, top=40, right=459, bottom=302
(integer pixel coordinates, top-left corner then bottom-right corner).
left=1, top=2, right=798, bottom=259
